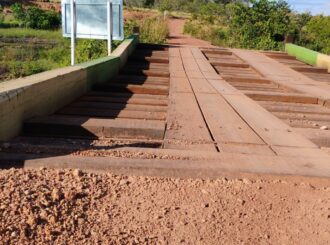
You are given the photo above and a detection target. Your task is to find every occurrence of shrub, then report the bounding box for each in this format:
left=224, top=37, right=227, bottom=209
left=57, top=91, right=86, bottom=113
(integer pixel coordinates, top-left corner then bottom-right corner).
left=300, top=15, right=330, bottom=54
left=22, top=59, right=51, bottom=76
left=184, top=20, right=229, bottom=47
left=0, top=5, right=4, bottom=24
left=11, top=3, right=26, bottom=26
left=139, top=17, right=168, bottom=43
left=11, top=4, right=61, bottom=30
left=76, top=40, right=107, bottom=63
left=125, top=15, right=168, bottom=44
left=158, top=0, right=172, bottom=12
left=229, top=0, right=291, bottom=50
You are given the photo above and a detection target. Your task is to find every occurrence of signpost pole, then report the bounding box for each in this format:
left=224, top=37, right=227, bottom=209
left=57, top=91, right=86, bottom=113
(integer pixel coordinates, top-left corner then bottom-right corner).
left=107, top=0, right=112, bottom=55
left=70, top=0, right=76, bottom=65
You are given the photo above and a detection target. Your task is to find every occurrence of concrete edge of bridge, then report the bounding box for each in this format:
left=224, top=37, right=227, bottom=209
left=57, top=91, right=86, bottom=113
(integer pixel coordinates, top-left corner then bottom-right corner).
left=0, top=35, right=139, bottom=141
left=2, top=151, right=330, bottom=179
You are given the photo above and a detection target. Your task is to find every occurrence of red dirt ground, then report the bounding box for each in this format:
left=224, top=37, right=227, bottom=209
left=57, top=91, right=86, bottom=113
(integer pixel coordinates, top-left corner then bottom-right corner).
left=1, top=168, right=330, bottom=244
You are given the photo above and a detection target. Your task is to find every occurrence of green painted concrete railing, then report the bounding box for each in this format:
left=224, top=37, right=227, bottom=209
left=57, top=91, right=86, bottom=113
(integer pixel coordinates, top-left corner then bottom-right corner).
left=79, top=34, right=139, bottom=89
left=0, top=34, right=139, bottom=140
left=285, top=43, right=330, bottom=72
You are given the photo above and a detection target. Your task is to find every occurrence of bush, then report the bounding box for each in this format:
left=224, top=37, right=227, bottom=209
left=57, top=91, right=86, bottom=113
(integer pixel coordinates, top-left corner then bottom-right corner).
left=11, top=4, right=61, bottom=30
left=199, top=3, right=225, bottom=24
left=22, top=59, right=52, bottom=76
left=76, top=40, right=107, bottom=63
left=125, top=16, right=168, bottom=44
left=184, top=20, right=229, bottom=47
left=158, top=0, right=172, bottom=12
left=139, top=17, right=168, bottom=43
left=0, top=5, right=4, bottom=24
left=184, top=0, right=292, bottom=51
left=11, top=3, right=25, bottom=25
left=229, top=0, right=291, bottom=50
left=300, top=15, right=330, bottom=54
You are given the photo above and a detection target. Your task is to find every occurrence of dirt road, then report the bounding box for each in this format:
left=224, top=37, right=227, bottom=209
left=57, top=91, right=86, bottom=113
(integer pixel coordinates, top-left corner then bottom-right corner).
left=1, top=168, right=330, bottom=244
left=167, top=18, right=213, bottom=47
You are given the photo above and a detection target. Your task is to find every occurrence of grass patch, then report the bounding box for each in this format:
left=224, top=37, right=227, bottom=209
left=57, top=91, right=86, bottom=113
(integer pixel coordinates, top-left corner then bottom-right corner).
left=0, top=9, right=169, bottom=82
left=169, top=11, right=191, bottom=19
left=0, top=28, right=62, bottom=40
left=125, top=16, right=169, bottom=44
left=0, top=29, right=118, bottom=81
left=140, top=17, right=169, bottom=44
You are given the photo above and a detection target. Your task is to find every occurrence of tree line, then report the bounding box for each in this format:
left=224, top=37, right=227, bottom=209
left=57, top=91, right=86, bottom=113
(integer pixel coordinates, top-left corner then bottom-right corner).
left=182, top=0, right=330, bottom=53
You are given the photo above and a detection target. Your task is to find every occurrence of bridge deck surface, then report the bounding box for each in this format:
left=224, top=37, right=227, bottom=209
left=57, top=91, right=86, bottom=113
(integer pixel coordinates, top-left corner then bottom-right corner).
left=1, top=27, right=330, bottom=178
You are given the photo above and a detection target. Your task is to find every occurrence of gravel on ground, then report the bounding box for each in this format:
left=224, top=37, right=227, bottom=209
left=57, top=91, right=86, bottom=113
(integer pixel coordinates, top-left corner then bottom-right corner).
left=1, top=168, right=330, bottom=244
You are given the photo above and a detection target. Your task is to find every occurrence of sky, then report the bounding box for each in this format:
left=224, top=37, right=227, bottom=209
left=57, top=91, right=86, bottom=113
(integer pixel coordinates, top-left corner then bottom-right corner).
left=286, top=0, right=330, bottom=15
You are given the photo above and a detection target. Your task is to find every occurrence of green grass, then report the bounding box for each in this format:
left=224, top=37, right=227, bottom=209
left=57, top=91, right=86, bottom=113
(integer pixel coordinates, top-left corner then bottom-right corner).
left=124, top=6, right=159, bottom=14
left=125, top=16, right=169, bottom=44
left=0, top=29, right=114, bottom=82
left=184, top=20, right=230, bottom=47
left=0, top=10, right=169, bottom=82
left=169, top=11, right=191, bottom=19
left=0, top=28, right=62, bottom=40
left=140, top=17, right=169, bottom=44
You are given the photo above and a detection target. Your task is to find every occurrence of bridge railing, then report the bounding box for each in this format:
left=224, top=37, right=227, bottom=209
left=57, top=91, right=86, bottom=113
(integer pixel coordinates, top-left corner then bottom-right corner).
left=0, top=34, right=139, bottom=141
left=285, top=43, right=330, bottom=72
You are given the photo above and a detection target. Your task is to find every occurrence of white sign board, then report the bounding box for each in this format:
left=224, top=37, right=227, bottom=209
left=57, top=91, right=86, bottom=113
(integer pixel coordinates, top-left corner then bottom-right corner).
left=61, top=0, right=124, bottom=40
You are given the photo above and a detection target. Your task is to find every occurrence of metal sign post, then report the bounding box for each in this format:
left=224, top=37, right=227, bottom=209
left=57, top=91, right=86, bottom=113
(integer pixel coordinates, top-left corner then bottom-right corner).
left=62, top=0, right=124, bottom=63
left=107, top=0, right=112, bottom=55
left=70, top=0, right=76, bottom=66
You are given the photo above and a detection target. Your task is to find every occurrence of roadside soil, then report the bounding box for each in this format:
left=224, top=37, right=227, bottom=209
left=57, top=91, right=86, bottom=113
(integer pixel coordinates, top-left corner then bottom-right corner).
left=1, top=168, right=330, bottom=244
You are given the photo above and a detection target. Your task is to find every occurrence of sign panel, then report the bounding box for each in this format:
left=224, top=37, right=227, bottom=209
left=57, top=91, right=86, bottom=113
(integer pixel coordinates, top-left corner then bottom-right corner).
left=61, top=0, right=124, bottom=40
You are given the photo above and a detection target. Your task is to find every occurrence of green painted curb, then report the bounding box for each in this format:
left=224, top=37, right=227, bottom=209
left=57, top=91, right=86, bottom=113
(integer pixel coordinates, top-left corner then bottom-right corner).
left=0, top=35, right=139, bottom=141
left=285, top=43, right=318, bottom=66
left=79, top=56, right=120, bottom=90
left=77, top=35, right=139, bottom=89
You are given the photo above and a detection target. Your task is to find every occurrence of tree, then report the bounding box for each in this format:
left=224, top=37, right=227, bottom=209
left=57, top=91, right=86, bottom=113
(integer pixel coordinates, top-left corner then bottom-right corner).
left=301, top=15, right=330, bottom=54
left=10, top=4, right=60, bottom=29
left=229, top=0, right=291, bottom=49
left=11, top=3, right=26, bottom=26
left=0, top=5, right=4, bottom=24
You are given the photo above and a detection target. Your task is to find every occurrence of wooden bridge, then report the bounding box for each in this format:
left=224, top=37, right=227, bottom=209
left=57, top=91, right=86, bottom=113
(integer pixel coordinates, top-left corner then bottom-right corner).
left=1, top=36, right=330, bottom=178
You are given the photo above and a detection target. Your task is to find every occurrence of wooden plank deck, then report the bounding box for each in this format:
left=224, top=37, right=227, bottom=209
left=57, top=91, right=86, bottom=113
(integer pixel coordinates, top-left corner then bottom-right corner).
left=3, top=44, right=330, bottom=178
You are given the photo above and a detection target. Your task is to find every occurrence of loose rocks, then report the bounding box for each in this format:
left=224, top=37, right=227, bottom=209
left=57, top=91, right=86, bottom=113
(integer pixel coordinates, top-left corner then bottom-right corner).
left=0, top=168, right=329, bottom=244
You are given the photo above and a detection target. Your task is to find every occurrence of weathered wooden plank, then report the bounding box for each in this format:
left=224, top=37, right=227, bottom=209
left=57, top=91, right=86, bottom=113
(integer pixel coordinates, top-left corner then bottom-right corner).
left=164, top=92, right=216, bottom=151
left=58, top=107, right=166, bottom=121
left=169, top=77, right=192, bottom=93
left=69, top=101, right=167, bottom=112
left=223, top=94, right=318, bottom=148
left=220, top=143, right=275, bottom=156
left=244, top=91, right=319, bottom=104
left=24, top=116, right=166, bottom=140
left=189, top=78, right=217, bottom=94
left=195, top=93, right=266, bottom=145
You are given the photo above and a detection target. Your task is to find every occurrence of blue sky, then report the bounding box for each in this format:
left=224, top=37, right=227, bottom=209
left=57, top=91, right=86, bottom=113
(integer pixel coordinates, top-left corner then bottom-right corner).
left=286, top=0, right=330, bottom=15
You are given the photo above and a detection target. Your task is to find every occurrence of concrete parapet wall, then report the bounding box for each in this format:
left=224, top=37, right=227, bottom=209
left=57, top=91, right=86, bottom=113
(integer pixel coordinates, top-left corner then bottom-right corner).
left=316, top=54, right=330, bottom=72
left=285, top=43, right=318, bottom=66
left=79, top=56, right=121, bottom=89
left=285, top=43, right=330, bottom=72
left=0, top=35, right=139, bottom=140
left=112, top=35, right=139, bottom=68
